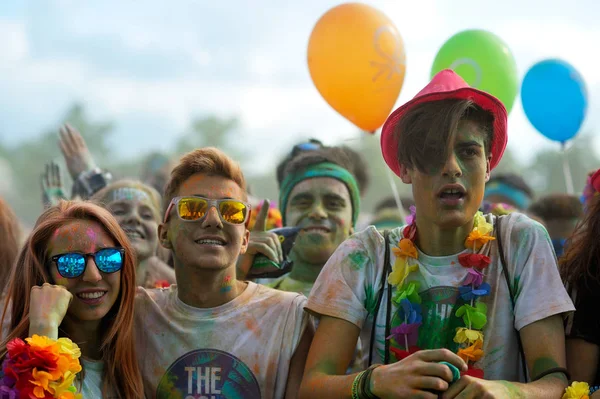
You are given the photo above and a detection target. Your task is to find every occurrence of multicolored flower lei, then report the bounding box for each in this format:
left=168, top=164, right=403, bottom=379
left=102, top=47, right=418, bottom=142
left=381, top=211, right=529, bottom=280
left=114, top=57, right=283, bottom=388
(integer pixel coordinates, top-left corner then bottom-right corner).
left=387, top=210, right=494, bottom=379
left=1, top=335, right=83, bottom=399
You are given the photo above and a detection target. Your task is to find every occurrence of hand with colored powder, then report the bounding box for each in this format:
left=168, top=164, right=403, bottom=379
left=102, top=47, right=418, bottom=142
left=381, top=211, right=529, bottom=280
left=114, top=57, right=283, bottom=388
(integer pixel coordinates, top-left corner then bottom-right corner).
left=58, top=123, right=97, bottom=180
left=40, top=161, right=67, bottom=208
left=28, top=283, right=73, bottom=339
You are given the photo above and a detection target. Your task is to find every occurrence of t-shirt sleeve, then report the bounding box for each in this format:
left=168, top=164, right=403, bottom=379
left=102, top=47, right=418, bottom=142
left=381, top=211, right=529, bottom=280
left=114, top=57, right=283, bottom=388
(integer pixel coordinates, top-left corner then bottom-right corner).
left=287, top=294, right=309, bottom=354
left=305, top=227, right=383, bottom=329
left=566, top=281, right=600, bottom=345
left=502, top=213, right=575, bottom=330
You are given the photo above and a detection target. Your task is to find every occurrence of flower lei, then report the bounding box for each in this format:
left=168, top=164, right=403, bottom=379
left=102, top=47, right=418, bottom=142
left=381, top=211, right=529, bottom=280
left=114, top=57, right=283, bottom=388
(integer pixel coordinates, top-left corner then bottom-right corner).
left=387, top=210, right=494, bottom=378
left=562, top=382, right=600, bottom=399
left=1, top=335, right=83, bottom=399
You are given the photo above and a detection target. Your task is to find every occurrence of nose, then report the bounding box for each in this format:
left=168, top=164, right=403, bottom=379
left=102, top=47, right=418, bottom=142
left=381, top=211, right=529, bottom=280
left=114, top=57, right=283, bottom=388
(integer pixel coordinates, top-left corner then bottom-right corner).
left=200, top=205, right=223, bottom=228
left=81, top=257, right=102, bottom=283
left=122, top=209, right=141, bottom=225
left=308, top=201, right=327, bottom=220
left=442, top=151, right=462, bottom=178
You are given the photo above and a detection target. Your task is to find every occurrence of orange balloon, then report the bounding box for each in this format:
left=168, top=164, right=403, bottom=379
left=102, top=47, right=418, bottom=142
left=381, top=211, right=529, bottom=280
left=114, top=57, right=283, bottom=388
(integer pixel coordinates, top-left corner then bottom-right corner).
left=308, top=3, right=406, bottom=133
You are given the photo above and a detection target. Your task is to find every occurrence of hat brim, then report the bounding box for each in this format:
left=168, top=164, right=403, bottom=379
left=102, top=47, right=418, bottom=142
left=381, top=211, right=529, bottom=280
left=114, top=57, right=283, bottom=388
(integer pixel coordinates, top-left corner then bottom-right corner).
left=381, top=87, right=508, bottom=177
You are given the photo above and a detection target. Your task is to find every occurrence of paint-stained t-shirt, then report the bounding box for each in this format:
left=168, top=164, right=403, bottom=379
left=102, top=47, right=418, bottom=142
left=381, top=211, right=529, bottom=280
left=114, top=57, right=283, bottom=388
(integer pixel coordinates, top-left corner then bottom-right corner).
left=134, top=281, right=308, bottom=399
left=306, top=212, right=574, bottom=381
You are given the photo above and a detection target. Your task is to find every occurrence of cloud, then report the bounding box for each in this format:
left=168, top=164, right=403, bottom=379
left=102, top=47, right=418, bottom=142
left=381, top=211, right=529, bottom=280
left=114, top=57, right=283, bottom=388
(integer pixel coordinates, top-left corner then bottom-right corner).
left=0, top=19, right=28, bottom=63
left=0, top=0, right=598, bottom=177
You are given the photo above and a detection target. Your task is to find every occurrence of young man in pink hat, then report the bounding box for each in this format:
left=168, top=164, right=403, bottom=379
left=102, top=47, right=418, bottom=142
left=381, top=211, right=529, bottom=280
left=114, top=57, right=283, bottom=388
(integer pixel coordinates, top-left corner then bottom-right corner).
left=299, top=70, right=574, bottom=398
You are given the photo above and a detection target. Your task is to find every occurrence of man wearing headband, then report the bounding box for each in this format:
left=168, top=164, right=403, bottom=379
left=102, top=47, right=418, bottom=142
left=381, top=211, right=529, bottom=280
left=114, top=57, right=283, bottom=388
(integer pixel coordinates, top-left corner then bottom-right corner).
left=300, top=70, right=573, bottom=399
left=239, top=145, right=367, bottom=297
left=484, top=173, right=534, bottom=211
left=133, top=147, right=311, bottom=398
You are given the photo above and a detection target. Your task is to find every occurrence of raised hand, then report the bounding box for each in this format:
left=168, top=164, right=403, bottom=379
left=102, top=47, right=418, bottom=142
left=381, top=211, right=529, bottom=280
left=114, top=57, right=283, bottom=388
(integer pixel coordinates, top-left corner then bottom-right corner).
left=236, top=200, right=284, bottom=280
left=40, top=161, right=67, bottom=208
left=58, top=123, right=96, bottom=180
left=28, top=283, right=73, bottom=339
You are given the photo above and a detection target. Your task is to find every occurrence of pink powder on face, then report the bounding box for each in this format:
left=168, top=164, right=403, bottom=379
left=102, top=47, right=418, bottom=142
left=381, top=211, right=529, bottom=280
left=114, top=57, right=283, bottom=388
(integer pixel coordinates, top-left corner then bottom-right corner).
left=86, top=227, right=97, bottom=241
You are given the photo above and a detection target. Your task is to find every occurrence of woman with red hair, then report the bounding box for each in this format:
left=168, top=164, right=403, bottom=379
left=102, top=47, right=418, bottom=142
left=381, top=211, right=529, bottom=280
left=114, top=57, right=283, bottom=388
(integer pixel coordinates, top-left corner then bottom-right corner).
left=0, top=201, right=143, bottom=398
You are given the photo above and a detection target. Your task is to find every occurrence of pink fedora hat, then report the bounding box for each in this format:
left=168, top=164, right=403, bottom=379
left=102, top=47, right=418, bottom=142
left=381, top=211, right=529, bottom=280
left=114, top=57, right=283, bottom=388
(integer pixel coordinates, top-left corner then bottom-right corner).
left=381, top=69, right=508, bottom=177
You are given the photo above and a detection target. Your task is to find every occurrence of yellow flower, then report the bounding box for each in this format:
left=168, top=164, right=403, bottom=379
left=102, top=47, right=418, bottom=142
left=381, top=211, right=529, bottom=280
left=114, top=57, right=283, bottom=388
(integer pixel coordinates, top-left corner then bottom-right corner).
left=457, top=339, right=484, bottom=362
left=562, top=381, right=590, bottom=399
left=49, top=371, right=77, bottom=396
left=26, top=335, right=59, bottom=352
left=465, top=230, right=496, bottom=251
left=454, top=328, right=484, bottom=345
left=388, top=257, right=418, bottom=287
left=392, top=238, right=418, bottom=259
left=56, top=337, right=82, bottom=359
left=473, top=212, right=494, bottom=235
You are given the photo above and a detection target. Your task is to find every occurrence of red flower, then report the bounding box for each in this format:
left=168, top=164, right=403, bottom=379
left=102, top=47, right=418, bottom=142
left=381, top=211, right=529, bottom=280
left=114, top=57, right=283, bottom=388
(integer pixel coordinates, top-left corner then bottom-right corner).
left=461, top=365, right=484, bottom=379
left=403, top=224, right=417, bottom=241
left=6, top=338, right=28, bottom=357
left=390, top=346, right=420, bottom=361
left=458, top=254, right=491, bottom=270
left=154, top=280, right=171, bottom=288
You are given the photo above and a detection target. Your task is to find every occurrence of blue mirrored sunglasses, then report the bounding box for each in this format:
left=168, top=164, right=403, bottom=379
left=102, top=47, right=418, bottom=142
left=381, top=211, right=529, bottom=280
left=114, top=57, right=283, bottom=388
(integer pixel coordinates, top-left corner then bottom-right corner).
left=51, top=247, right=125, bottom=279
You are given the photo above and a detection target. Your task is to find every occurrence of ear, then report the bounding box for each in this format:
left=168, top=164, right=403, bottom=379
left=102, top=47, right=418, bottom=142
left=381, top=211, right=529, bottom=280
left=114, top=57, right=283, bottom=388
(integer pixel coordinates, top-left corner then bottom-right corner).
left=239, top=228, right=250, bottom=255
left=158, top=223, right=172, bottom=249
left=484, top=157, right=491, bottom=183
left=399, top=164, right=412, bottom=184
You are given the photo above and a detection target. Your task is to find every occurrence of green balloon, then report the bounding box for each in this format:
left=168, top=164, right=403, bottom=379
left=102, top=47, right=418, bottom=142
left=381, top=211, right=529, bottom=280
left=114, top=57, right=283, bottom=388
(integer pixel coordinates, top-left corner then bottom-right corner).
left=431, top=29, right=519, bottom=113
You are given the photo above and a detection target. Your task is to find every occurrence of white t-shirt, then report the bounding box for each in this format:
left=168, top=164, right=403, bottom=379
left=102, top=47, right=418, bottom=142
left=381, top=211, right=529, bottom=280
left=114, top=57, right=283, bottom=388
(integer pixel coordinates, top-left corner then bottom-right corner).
left=79, top=359, right=104, bottom=398
left=306, top=213, right=575, bottom=381
left=134, top=281, right=308, bottom=399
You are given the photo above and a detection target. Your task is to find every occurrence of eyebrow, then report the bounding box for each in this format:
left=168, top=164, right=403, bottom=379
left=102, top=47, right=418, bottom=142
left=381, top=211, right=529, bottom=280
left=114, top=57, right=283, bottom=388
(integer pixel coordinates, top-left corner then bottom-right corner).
left=456, top=141, right=483, bottom=148
left=290, top=193, right=314, bottom=202
left=324, top=193, right=347, bottom=203
left=192, top=194, right=235, bottom=200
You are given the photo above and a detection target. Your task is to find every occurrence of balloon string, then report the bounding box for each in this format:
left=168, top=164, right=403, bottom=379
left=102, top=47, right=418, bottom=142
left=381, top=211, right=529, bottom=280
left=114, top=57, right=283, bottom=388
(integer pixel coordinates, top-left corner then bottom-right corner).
left=379, top=133, right=407, bottom=221
left=561, top=142, right=575, bottom=195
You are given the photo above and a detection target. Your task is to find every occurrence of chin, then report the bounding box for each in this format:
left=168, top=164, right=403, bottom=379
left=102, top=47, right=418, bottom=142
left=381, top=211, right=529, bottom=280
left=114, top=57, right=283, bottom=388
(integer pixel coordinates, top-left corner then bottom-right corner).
left=301, top=248, right=336, bottom=265
left=435, top=210, right=472, bottom=229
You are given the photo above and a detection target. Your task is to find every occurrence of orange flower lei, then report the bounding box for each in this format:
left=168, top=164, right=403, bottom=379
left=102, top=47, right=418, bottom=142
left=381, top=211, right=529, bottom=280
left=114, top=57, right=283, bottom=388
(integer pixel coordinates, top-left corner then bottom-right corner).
left=387, top=211, right=495, bottom=378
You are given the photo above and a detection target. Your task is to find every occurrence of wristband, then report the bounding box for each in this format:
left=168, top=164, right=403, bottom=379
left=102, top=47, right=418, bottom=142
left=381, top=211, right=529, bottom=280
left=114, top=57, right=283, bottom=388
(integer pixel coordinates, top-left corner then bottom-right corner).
left=532, top=366, right=570, bottom=382
left=351, top=370, right=367, bottom=399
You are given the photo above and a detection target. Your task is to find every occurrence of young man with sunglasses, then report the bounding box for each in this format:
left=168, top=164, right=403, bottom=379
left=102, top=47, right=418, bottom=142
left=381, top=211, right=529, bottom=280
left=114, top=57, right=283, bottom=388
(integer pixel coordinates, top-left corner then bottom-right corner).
left=133, top=147, right=311, bottom=399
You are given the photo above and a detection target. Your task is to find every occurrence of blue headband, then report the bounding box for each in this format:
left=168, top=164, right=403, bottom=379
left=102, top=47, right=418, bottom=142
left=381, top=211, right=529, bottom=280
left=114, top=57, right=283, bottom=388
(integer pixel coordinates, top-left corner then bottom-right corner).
left=484, top=181, right=531, bottom=210
left=279, top=162, right=360, bottom=227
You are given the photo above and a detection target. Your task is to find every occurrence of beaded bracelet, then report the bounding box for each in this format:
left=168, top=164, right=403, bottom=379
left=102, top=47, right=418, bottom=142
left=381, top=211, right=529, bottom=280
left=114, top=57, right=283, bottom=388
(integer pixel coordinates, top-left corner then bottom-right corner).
left=351, top=370, right=368, bottom=399
left=351, top=365, right=381, bottom=399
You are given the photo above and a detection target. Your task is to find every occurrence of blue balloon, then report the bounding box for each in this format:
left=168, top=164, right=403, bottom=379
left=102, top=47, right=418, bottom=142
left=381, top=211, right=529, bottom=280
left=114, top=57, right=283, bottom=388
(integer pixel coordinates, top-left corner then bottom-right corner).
left=521, top=59, right=587, bottom=143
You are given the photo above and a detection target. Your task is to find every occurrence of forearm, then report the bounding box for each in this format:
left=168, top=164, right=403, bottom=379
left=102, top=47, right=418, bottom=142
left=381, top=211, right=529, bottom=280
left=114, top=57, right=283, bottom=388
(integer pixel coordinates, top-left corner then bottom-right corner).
left=28, top=321, right=59, bottom=340
left=299, top=371, right=357, bottom=399
left=500, top=374, right=568, bottom=399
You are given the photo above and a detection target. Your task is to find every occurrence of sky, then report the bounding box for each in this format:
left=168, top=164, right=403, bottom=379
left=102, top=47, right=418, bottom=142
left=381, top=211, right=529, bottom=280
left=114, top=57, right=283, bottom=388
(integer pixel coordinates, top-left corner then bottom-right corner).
left=0, top=0, right=598, bottom=175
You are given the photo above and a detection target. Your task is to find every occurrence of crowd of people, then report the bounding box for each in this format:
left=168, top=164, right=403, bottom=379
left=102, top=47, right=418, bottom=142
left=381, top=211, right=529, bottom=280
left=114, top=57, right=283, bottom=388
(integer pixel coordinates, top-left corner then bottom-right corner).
left=0, top=69, right=598, bottom=398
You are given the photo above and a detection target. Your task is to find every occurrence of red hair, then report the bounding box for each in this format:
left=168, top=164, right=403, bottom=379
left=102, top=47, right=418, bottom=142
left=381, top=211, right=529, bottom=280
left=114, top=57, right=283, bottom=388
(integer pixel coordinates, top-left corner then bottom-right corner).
left=0, top=197, right=21, bottom=296
left=0, top=201, right=143, bottom=398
